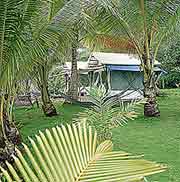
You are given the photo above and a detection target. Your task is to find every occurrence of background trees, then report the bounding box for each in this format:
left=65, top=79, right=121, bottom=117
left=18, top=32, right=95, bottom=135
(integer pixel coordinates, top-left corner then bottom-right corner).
left=158, top=36, right=180, bottom=88
left=0, top=0, right=179, bottom=180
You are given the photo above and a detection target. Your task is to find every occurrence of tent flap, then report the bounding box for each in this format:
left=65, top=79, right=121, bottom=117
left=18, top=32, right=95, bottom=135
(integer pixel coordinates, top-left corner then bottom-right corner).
left=107, top=65, right=162, bottom=72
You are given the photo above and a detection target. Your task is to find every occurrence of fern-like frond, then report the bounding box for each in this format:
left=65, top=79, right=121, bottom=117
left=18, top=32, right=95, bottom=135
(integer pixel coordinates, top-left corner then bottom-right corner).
left=1, top=122, right=166, bottom=181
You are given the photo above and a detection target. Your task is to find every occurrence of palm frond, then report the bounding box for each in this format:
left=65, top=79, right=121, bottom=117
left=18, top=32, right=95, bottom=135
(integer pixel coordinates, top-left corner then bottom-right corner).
left=74, top=86, right=144, bottom=142
left=1, top=122, right=167, bottom=181
left=90, top=0, right=180, bottom=57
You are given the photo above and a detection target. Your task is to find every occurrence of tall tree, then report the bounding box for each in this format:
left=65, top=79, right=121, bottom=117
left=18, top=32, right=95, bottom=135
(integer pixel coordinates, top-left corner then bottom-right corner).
left=68, top=29, right=79, bottom=100
left=0, top=0, right=42, bottom=167
left=90, top=0, right=180, bottom=117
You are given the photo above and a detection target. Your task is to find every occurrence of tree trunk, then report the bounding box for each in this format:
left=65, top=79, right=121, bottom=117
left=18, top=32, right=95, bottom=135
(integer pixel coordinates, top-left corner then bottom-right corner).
left=143, top=75, right=160, bottom=117
left=68, top=30, right=79, bottom=100
left=142, top=37, right=160, bottom=117
left=41, top=89, right=57, bottom=117
left=0, top=95, right=21, bottom=168
left=38, top=65, right=57, bottom=117
left=155, top=82, right=160, bottom=96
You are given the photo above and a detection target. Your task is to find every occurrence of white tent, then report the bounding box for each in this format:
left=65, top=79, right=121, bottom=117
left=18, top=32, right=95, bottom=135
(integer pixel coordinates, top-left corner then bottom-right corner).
left=64, top=52, right=162, bottom=100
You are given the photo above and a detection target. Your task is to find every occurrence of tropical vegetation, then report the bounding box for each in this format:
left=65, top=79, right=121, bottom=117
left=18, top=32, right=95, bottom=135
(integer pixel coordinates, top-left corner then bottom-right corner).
left=76, top=86, right=140, bottom=142
left=0, top=0, right=180, bottom=181
left=158, top=37, right=180, bottom=88
left=0, top=0, right=89, bottom=167
left=1, top=122, right=166, bottom=181
left=8, top=89, right=180, bottom=181
left=90, top=0, right=180, bottom=116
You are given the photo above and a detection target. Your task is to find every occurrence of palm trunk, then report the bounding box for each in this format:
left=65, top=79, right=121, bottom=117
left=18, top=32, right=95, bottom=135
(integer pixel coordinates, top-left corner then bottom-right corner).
left=68, top=30, right=79, bottom=100
left=0, top=139, right=7, bottom=168
left=142, top=34, right=160, bottom=117
left=144, top=79, right=160, bottom=117
left=143, top=57, right=160, bottom=117
left=0, top=95, right=21, bottom=168
left=38, top=65, right=57, bottom=117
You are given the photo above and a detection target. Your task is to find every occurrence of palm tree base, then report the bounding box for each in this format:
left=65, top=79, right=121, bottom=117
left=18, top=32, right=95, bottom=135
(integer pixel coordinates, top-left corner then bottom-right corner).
left=42, top=103, right=57, bottom=117
left=144, top=97, right=160, bottom=117
left=0, top=116, right=21, bottom=168
left=0, top=141, right=16, bottom=169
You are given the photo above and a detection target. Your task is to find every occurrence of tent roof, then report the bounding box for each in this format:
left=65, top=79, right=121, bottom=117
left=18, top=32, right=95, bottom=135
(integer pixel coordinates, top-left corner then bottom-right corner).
left=91, top=52, right=160, bottom=66
left=64, top=61, right=104, bottom=74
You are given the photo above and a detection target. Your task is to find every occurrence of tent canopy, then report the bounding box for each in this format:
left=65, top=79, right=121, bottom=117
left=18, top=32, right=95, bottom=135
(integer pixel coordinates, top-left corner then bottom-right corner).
left=107, top=65, right=162, bottom=72
left=91, top=52, right=161, bottom=66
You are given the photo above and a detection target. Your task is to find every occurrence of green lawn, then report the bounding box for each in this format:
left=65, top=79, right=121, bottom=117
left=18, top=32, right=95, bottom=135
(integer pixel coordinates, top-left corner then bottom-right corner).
left=15, top=89, right=180, bottom=182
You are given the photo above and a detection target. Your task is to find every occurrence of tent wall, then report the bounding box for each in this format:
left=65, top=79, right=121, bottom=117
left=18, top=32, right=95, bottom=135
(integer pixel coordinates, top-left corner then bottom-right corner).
left=110, top=71, right=144, bottom=90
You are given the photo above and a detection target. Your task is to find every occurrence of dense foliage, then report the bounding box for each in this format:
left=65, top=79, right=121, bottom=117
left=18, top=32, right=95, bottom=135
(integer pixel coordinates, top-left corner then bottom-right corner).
left=158, top=39, right=180, bottom=88
left=0, top=0, right=180, bottom=180
left=48, top=65, right=67, bottom=95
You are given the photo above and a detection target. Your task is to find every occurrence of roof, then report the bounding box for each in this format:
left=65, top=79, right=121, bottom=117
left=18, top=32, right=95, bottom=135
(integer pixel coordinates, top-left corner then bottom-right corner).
left=64, top=61, right=104, bottom=74
left=91, top=52, right=160, bottom=66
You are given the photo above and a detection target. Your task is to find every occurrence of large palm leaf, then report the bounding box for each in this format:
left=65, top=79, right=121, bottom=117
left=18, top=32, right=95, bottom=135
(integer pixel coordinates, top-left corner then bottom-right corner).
left=1, top=122, right=166, bottom=181
left=89, top=0, right=180, bottom=58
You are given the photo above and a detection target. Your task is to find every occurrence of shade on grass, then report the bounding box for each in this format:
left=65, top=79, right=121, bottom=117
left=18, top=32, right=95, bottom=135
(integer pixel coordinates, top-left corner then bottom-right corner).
left=15, top=89, right=180, bottom=182
left=15, top=103, right=85, bottom=143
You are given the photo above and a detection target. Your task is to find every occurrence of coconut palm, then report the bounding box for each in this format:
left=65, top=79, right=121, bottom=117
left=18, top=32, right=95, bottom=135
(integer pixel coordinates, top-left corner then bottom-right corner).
left=90, top=0, right=180, bottom=116
left=30, top=0, right=74, bottom=116
left=0, top=0, right=92, bottom=165
left=0, top=0, right=44, bottom=167
left=33, top=45, right=69, bottom=116
left=1, top=122, right=167, bottom=181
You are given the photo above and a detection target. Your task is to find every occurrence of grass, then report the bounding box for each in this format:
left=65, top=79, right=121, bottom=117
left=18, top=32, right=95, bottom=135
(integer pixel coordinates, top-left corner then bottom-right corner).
left=15, top=102, right=84, bottom=143
left=113, top=89, right=180, bottom=182
left=15, top=89, right=180, bottom=182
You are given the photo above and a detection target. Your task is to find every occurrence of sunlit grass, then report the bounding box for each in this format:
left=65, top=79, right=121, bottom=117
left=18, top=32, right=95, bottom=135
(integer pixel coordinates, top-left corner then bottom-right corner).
left=15, top=89, right=180, bottom=182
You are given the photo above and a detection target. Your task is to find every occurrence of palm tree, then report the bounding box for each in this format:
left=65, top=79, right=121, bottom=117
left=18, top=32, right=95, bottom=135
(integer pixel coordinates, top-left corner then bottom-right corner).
left=91, top=0, right=180, bottom=117
left=0, top=0, right=42, bottom=167
left=75, top=85, right=140, bottom=142
left=0, top=0, right=90, bottom=165
left=35, top=62, right=58, bottom=116
left=31, top=0, right=77, bottom=116
left=34, top=45, right=69, bottom=116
